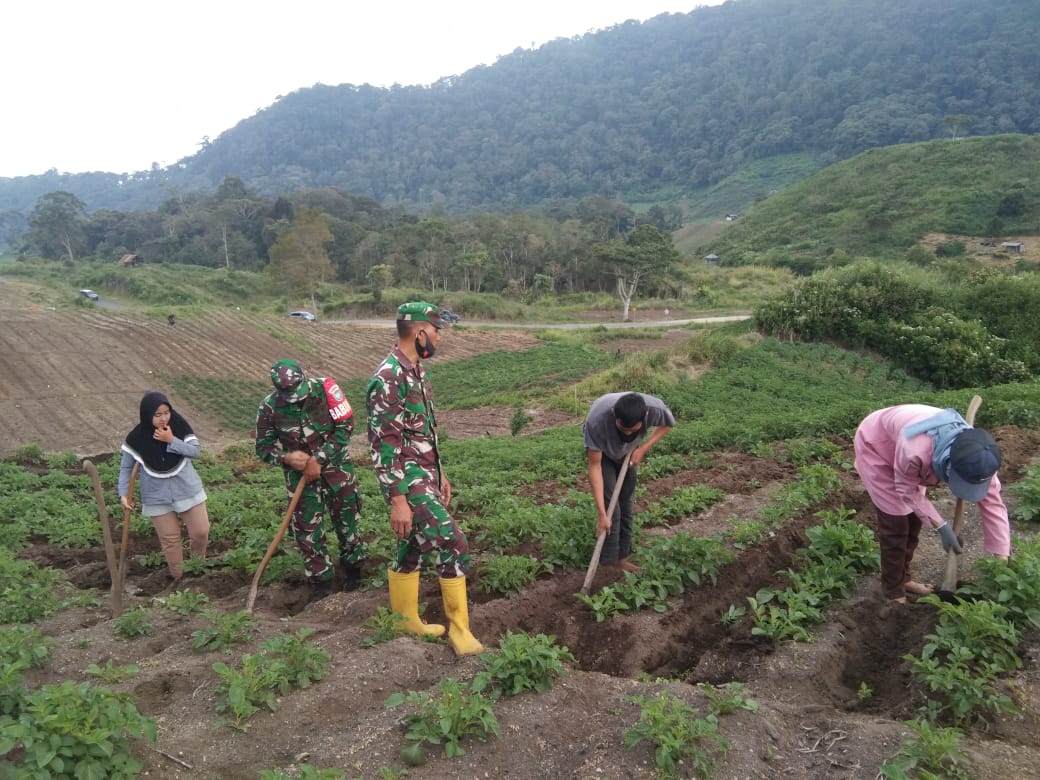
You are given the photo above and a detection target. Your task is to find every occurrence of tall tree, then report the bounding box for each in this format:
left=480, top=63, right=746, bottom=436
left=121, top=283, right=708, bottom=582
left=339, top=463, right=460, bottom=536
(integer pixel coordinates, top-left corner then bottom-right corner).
left=25, top=191, right=88, bottom=261
left=266, top=207, right=335, bottom=307
left=594, top=225, right=679, bottom=321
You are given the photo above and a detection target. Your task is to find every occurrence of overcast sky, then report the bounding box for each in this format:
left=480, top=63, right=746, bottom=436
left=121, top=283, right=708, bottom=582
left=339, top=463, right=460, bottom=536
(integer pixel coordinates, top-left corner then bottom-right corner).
left=3, top=1, right=725, bottom=179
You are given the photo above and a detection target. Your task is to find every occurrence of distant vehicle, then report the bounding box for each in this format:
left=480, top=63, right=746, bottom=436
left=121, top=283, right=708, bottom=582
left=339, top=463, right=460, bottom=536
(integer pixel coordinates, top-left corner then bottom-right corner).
left=439, top=308, right=461, bottom=323
left=79, top=289, right=99, bottom=301
left=289, top=310, right=316, bottom=321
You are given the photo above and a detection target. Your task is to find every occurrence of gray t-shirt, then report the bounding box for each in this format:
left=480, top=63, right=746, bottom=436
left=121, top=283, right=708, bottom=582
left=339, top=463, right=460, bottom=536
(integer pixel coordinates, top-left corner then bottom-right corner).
left=583, top=392, right=675, bottom=463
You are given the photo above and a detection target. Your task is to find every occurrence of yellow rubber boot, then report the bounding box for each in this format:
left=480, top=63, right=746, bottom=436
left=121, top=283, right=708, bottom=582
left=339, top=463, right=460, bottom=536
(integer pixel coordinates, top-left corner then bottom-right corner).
left=387, top=569, right=445, bottom=637
left=439, top=576, right=484, bottom=655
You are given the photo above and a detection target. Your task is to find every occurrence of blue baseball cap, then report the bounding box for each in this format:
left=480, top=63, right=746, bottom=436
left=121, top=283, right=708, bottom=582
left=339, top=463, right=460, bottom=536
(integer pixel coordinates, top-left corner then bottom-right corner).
left=947, top=428, right=1001, bottom=502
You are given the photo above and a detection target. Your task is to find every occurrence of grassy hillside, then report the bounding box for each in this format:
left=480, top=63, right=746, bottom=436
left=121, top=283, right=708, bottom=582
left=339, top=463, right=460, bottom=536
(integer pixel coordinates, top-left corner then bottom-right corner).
left=706, top=134, right=1040, bottom=269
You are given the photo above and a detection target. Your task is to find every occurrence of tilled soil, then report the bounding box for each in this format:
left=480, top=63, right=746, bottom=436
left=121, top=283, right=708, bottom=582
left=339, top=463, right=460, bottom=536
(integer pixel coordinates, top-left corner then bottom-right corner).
left=15, top=425, right=1040, bottom=779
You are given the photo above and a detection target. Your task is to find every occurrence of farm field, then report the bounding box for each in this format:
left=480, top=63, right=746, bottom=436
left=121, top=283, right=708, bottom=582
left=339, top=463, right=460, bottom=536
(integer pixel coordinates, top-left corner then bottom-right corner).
left=9, top=428, right=1040, bottom=779
left=0, top=288, right=544, bottom=458
left=3, top=280, right=1040, bottom=779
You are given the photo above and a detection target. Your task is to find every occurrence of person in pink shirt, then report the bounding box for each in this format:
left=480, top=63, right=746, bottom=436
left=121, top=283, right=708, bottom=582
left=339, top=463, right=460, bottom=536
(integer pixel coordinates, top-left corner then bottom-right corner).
left=854, top=404, right=1009, bottom=602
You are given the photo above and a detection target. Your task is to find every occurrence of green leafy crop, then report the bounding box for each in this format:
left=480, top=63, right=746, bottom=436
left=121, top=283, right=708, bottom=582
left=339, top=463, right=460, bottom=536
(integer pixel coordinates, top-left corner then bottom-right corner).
left=0, top=680, right=157, bottom=779
left=386, top=678, right=500, bottom=758
left=192, top=610, right=257, bottom=654
left=471, top=631, right=575, bottom=697
left=623, top=692, right=727, bottom=779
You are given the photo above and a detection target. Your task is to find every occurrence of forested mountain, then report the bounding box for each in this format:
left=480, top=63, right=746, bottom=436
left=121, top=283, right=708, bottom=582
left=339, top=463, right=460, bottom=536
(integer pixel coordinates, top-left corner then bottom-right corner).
left=1, top=0, right=1038, bottom=223
left=706, top=134, right=1040, bottom=271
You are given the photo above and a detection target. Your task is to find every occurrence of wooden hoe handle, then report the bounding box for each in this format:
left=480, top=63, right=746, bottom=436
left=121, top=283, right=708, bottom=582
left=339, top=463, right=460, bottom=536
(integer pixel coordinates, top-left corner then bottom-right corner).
left=939, top=394, right=983, bottom=593
left=580, top=450, right=633, bottom=595
left=246, top=478, right=307, bottom=613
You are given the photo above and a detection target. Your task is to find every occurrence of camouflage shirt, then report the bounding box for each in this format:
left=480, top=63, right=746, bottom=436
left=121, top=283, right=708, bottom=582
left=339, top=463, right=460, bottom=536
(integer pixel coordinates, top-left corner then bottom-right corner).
left=255, top=377, right=354, bottom=484
left=366, top=344, right=441, bottom=500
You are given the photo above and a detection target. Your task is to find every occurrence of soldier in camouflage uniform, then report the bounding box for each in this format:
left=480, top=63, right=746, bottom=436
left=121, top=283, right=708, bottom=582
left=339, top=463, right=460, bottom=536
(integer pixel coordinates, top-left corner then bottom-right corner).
left=366, top=301, right=482, bottom=655
left=255, top=358, right=365, bottom=602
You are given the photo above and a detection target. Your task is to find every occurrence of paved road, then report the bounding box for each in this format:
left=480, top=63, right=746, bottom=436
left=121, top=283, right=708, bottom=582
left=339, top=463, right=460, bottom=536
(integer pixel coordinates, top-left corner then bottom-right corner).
left=328, top=314, right=751, bottom=329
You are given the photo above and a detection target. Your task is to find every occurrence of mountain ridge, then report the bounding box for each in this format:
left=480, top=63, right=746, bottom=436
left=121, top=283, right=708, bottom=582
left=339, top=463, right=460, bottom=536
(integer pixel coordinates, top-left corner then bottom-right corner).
left=1, top=0, right=1038, bottom=222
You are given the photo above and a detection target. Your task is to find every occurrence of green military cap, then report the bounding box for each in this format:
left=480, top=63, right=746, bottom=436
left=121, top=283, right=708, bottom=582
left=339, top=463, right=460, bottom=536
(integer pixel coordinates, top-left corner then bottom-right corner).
left=396, top=301, right=446, bottom=328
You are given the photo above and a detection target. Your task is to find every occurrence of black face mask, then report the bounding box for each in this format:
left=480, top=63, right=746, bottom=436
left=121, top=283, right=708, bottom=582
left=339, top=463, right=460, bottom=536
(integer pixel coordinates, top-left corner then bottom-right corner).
left=415, top=331, right=436, bottom=359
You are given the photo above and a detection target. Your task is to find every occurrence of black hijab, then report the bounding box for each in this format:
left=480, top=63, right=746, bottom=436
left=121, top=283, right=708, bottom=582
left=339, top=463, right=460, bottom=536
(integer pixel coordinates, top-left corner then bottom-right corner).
left=123, top=391, right=194, bottom=474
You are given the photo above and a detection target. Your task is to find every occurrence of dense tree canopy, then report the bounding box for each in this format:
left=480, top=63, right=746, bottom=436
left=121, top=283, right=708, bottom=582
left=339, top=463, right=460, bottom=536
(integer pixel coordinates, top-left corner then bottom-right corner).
left=1, top=0, right=1038, bottom=221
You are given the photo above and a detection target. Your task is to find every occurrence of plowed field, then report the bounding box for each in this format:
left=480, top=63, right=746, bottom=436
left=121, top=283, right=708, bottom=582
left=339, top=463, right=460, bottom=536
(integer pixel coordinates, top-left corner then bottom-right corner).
left=0, top=296, right=541, bottom=458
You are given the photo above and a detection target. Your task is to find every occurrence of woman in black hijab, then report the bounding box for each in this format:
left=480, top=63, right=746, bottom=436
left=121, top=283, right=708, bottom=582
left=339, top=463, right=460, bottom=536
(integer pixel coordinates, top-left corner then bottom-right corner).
left=119, top=391, right=210, bottom=581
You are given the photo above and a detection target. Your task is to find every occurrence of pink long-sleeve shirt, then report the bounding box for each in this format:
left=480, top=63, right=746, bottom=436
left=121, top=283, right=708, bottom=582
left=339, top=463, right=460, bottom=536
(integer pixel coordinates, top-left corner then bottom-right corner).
left=854, top=404, right=1010, bottom=556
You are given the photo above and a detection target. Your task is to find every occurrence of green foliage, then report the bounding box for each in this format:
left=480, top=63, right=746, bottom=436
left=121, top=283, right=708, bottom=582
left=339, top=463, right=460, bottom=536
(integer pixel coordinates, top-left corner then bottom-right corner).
left=0, top=680, right=157, bottom=779
left=730, top=518, right=767, bottom=550
left=711, top=135, right=1040, bottom=266
left=10, top=444, right=45, bottom=467
left=0, top=626, right=52, bottom=674
left=426, top=343, right=610, bottom=410
left=0, top=550, right=65, bottom=624
left=907, top=594, right=1023, bottom=726
left=213, top=629, right=329, bottom=731
left=661, top=337, right=930, bottom=456
left=637, top=452, right=690, bottom=480
left=84, top=660, right=140, bottom=684
left=958, top=537, right=1040, bottom=631
left=471, top=631, right=575, bottom=697
left=386, top=678, right=500, bottom=758
left=748, top=506, right=878, bottom=643
left=642, top=485, right=725, bottom=526
left=258, top=765, right=345, bottom=780
left=623, top=693, right=728, bottom=779
left=509, top=407, right=533, bottom=437
left=779, top=437, right=843, bottom=466
left=1008, top=463, right=1040, bottom=523
left=179, top=555, right=218, bottom=576
left=576, top=533, right=734, bottom=620
left=477, top=555, right=546, bottom=595
left=154, top=588, right=211, bottom=616
left=719, top=604, right=746, bottom=629
left=755, top=261, right=1033, bottom=386
left=935, top=240, right=966, bottom=258
left=113, top=608, right=155, bottom=640
left=857, top=682, right=873, bottom=701
left=360, top=608, right=410, bottom=648
left=191, top=610, right=257, bottom=654
left=140, top=550, right=166, bottom=569
left=880, top=718, right=973, bottom=780
left=697, top=682, right=758, bottom=716
left=44, top=451, right=79, bottom=470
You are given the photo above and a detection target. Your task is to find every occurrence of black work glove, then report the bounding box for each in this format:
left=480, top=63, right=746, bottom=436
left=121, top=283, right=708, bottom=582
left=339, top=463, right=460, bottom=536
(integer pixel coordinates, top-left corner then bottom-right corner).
left=936, top=522, right=963, bottom=554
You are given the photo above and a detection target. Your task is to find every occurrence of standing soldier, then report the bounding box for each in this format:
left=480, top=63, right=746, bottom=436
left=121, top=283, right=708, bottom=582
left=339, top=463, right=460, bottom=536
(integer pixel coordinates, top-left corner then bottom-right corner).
left=255, top=358, right=365, bottom=602
left=366, top=301, right=482, bottom=655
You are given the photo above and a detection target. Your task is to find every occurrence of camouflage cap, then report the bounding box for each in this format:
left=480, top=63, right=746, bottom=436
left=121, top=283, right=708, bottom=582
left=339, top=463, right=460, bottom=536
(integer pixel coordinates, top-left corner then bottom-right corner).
left=270, top=358, right=306, bottom=392
left=396, top=301, right=446, bottom=328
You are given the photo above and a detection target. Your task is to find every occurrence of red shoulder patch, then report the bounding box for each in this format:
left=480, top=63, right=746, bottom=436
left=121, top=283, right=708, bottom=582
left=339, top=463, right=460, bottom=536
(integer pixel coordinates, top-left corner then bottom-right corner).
left=323, top=378, right=352, bottom=422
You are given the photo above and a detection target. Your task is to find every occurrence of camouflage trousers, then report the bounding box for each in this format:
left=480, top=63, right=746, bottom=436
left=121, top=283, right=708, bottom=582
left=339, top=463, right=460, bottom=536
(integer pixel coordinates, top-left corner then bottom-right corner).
left=287, top=476, right=364, bottom=582
left=391, top=492, right=470, bottom=578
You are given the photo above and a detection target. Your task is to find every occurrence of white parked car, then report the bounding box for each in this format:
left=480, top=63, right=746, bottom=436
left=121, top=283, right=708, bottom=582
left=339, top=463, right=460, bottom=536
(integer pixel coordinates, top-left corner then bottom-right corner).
left=79, top=289, right=99, bottom=301
left=289, top=310, right=316, bottom=321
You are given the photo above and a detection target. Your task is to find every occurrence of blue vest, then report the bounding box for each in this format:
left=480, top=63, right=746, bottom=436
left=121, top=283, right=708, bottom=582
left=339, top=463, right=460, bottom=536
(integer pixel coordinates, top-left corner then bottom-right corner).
left=901, top=408, right=969, bottom=482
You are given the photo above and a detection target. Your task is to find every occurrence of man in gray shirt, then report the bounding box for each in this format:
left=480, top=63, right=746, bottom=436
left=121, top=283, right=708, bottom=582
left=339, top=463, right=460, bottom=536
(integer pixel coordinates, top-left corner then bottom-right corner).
left=583, top=392, right=675, bottom=572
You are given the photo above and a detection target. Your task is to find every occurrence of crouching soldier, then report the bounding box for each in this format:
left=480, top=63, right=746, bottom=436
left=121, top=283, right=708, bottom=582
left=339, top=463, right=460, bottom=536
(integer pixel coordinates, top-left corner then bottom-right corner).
left=255, top=358, right=366, bottom=601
